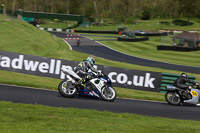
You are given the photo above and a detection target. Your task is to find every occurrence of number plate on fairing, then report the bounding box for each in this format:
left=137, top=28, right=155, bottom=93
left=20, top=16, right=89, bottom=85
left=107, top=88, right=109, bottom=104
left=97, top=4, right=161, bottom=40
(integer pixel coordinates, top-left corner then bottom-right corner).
left=90, top=79, right=105, bottom=91
left=95, top=80, right=104, bottom=90
left=191, top=91, right=198, bottom=97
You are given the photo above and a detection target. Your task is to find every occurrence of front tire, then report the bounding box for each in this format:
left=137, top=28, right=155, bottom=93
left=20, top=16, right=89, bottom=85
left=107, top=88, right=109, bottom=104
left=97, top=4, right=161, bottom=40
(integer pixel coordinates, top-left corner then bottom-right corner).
left=58, top=80, right=77, bottom=98
left=165, top=91, right=181, bottom=106
left=100, top=86, right=116, bottom=101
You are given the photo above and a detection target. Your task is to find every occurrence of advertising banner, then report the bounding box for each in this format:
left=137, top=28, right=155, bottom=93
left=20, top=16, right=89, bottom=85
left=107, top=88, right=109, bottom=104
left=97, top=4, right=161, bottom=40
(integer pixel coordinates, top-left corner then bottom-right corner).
left=0, top=50, right=162, bottom=92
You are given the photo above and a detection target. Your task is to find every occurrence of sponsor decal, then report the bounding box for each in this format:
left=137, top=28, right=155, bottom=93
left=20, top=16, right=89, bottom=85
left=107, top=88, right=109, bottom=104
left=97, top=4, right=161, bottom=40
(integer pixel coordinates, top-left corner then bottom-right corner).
left=108, top=72, right=155, bottom=88
left=0, top=50, right=162, bottom=92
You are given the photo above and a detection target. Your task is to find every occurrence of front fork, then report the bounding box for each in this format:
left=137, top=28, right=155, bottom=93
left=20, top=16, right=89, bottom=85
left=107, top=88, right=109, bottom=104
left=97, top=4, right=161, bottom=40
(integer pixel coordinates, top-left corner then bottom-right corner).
left=104, top=85, right=112, bottom=93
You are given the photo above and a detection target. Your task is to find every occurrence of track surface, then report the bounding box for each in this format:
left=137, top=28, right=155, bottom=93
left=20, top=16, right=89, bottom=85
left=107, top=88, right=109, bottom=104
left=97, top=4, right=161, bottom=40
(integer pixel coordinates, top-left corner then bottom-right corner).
left=1, top=84, right=200, bottom=121
left=50, top=31, right=200, bottom=74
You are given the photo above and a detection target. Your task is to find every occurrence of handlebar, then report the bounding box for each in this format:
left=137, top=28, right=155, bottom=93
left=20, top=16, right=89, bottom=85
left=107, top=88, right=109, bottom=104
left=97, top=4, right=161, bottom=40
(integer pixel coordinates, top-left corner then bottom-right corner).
left=98, top=72, right=105, bottom=77
left=88, top=71, right=105, bottom=78
left=196, top=83, right=200, bottom=89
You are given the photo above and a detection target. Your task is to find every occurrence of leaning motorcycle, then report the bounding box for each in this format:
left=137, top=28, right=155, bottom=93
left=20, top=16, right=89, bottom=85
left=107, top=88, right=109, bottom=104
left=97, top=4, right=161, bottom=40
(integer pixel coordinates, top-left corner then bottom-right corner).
left=58, top=67, right=116, bottom=101
left=165, top=83, right=200, bottom=106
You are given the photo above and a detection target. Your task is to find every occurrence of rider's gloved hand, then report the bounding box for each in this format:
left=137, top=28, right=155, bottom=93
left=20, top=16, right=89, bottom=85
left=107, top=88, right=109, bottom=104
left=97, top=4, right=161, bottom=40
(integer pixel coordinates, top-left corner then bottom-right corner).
left=195, top=82, right=200, bottom=86
left=97, top=71, right=102, bottom=76
left=87, top=74, right=92, bottom=79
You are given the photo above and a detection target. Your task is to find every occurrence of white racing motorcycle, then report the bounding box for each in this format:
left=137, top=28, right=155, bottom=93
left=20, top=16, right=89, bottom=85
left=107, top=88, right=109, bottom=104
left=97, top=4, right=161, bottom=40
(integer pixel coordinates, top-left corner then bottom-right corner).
left=58, top=67, right=116, bottom=101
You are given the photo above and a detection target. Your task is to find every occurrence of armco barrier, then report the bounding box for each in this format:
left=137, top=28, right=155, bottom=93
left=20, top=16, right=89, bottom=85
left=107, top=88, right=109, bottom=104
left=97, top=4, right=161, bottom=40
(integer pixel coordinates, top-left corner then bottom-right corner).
left=38, top=27, right=169, bottom=38
left=39, top=27, right=74, bottom=33
left=160, top=73, right=196, bottom=93
left=157, top=45, right=200, bottom=52
left=117, top=37, right=149, bottom=42
left=74, top=30, right=118, bottom=34
left=74, top=30, right=168, bottom=36
left=135, top=32, right=168, bottom=36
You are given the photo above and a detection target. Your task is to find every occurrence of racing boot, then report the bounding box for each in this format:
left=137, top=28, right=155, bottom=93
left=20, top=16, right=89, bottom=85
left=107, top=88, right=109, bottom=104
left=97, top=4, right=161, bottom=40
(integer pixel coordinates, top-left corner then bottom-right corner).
left=186, top=93, right=192, bottom=100
left=75, top=78, right=85, bottom=86
left=79, top=79, right=92, bottom=91
left=181, top=90, right=188, bottom=99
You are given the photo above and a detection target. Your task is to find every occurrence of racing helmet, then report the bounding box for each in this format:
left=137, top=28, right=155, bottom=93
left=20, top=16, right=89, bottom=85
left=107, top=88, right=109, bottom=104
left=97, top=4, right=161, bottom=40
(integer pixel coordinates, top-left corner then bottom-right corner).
left=87, top=56, right=95, bottom=65
left=180, top=73, right=188, bottom=79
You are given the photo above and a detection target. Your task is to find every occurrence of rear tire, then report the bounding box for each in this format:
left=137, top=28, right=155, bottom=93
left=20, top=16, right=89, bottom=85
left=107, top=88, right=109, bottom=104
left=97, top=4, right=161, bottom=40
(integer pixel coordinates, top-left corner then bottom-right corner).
left=100, top=86, right=116, bottom=101
left=165, top=91, right=181, bottom=106
left=58, top=80, right=77, bottom=98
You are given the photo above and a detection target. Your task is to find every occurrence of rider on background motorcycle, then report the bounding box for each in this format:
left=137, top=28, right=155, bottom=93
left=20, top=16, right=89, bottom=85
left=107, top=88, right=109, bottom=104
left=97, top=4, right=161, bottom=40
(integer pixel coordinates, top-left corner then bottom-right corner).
left=173, top=73, right=198, bottom=99
left=74, top=56, right=100, bottom=90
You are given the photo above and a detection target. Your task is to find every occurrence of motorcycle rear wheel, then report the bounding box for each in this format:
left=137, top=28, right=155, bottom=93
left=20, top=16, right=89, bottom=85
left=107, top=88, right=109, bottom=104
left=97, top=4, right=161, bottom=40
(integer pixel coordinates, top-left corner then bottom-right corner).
left=100, top=86, right=116, bottom=101
left=165, top=92, right=181, bottom=106
left=58, top=80, right=77, bottom=98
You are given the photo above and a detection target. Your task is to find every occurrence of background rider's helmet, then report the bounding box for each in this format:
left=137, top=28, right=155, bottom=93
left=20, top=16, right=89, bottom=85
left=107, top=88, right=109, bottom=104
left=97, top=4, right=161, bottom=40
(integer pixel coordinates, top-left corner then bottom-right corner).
left=180, top=73, right=188, bottom=79
left=87, top=56, right=95, bottom=65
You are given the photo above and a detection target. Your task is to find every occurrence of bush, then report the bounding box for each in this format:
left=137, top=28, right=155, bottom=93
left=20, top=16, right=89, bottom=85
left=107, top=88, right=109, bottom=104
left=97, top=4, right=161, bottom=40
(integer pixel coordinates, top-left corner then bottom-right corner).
left=172, top=19, right=193, bottom=26
left=141, top=9, right=151, bottom=20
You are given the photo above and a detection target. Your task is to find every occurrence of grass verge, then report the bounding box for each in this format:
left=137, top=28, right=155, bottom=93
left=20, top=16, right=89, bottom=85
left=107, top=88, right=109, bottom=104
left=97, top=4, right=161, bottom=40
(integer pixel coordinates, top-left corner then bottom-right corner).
left=1, top=101, right=200, bottom=133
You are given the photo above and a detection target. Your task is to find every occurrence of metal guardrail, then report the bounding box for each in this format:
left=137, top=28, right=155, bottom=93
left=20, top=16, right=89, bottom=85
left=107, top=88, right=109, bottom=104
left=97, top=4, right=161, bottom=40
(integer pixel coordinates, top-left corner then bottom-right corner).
left=160, top=72, right=196, bottom=93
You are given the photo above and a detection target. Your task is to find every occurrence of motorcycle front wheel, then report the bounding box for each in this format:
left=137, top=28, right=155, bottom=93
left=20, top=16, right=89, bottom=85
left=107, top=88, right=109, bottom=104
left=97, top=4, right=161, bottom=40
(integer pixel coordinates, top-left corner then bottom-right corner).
left=100, top=86, right=116, bottom=101
left=165, top=91, right=181, bottom=106
left=58, top=80, right=77, bottom=98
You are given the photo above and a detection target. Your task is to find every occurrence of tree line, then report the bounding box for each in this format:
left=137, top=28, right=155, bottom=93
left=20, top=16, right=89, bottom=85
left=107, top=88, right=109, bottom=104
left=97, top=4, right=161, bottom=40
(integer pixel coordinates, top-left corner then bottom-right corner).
left=1, top=0, right=200, bottom=23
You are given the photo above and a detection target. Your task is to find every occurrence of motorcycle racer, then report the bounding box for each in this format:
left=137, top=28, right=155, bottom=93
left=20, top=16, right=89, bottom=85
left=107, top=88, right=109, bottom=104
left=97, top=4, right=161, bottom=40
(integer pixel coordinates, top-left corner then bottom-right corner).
left=74, top=56, right=100, bottom=91
left=173, top=73, right=198, bottom=99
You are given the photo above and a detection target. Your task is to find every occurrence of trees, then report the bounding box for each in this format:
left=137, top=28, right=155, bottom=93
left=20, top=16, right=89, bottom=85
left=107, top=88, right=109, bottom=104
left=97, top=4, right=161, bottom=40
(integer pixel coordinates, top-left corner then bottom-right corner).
left=178, top=0, right=198, bottom=24
left=11, top=0, right=16, bottom=15
left=2, top=0, right=8, bottom=16
left=1, top=0, right=199, bottom=22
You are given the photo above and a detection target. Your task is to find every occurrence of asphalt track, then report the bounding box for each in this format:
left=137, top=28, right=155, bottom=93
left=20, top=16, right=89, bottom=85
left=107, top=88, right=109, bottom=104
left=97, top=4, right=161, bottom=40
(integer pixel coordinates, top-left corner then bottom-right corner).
left=1, top=84, right=200, bottom=121
left=50, top=31, right=200, bottom=74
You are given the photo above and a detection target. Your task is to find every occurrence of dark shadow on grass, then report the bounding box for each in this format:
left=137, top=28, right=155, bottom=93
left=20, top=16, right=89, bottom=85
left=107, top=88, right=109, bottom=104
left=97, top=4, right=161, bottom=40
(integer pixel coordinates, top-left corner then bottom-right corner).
left=160, top=21, right=171, bottom=26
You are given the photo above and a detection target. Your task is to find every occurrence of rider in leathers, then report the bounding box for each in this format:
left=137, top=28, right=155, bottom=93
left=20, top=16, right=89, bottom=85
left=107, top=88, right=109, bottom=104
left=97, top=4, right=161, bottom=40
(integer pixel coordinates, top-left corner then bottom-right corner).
left=74, top=56, right=99, bottom=90
left=173, top=73, right=198, bottom=99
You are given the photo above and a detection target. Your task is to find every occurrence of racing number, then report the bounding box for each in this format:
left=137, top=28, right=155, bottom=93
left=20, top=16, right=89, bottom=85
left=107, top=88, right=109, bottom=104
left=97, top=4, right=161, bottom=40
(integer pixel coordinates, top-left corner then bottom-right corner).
left=191, top=91, right=198, bottom=97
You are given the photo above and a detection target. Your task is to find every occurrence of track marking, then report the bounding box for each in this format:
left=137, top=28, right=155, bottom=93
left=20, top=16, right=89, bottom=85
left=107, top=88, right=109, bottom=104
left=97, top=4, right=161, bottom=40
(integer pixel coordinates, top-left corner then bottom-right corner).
left=63, top=39, right=72, bottom=51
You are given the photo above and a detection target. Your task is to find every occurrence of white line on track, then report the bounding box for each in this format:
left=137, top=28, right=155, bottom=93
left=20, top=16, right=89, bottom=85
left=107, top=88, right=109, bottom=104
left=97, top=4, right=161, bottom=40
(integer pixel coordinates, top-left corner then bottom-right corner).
left=63, top=39, right=72, bottom=51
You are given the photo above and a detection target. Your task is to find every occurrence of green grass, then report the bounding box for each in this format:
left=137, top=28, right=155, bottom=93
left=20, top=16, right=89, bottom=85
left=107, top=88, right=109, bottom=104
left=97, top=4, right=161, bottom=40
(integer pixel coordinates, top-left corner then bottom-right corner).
left=1, top=101, right=200, bottom=133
